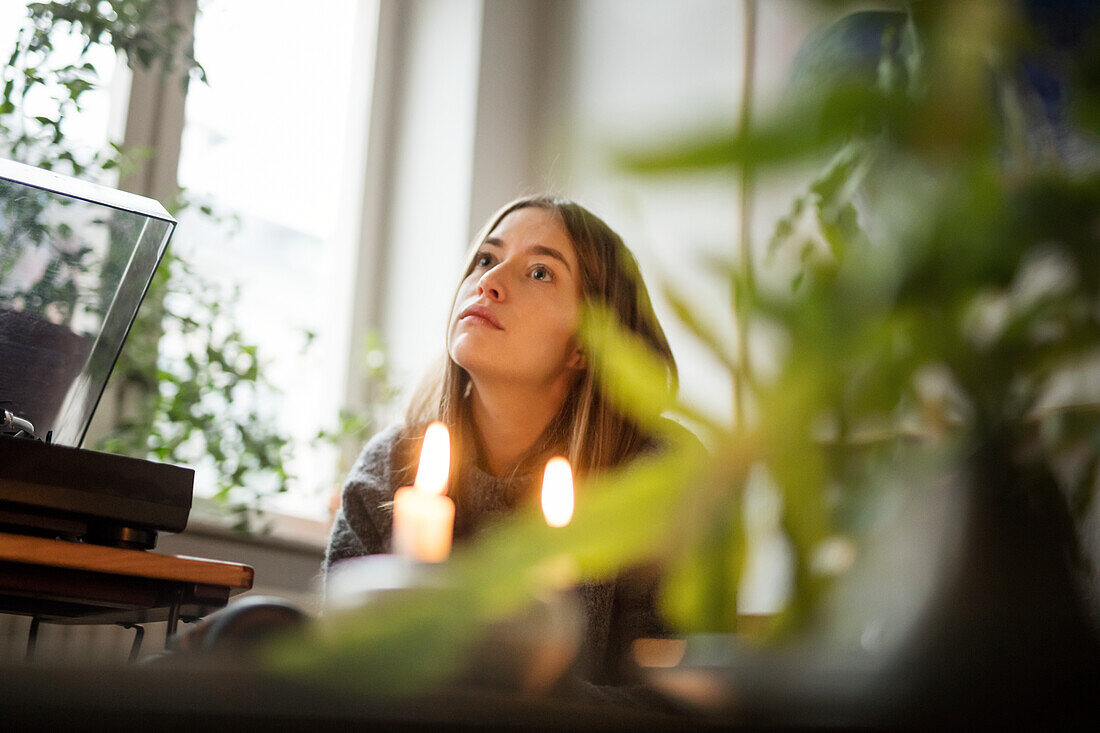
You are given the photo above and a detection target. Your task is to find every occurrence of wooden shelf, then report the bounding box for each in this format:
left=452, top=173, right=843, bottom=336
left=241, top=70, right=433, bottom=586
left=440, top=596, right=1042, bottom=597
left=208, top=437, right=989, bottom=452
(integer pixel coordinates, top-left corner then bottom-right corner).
left=0, top=532, right=253, bottom=589
left=0, top=531, right=253, bottom=626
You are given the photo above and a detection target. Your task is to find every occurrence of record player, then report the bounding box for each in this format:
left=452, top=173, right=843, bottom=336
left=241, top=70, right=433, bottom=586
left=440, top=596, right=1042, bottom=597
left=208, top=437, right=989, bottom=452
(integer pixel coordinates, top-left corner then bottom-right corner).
left=0, top=157, right=192, bottom=549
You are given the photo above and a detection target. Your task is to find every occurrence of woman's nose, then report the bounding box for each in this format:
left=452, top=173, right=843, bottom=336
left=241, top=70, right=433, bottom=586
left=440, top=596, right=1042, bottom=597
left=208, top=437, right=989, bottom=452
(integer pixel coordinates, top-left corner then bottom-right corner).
left=477, top=265, right=505, bottom=301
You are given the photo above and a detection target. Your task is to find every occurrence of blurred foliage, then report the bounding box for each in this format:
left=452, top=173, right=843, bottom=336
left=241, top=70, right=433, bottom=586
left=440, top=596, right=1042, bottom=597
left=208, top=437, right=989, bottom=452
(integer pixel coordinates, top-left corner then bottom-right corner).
left=0, top=177, right=94, bottom=324
left=1, top=1, right=297, bottom=531
left=267, top=0, right=1100, bottom=696
left=312, top=330, right=401, bottom=492
left=1, top=0, right=202, bottom=175
left=97, top=248, right=296, bottom=532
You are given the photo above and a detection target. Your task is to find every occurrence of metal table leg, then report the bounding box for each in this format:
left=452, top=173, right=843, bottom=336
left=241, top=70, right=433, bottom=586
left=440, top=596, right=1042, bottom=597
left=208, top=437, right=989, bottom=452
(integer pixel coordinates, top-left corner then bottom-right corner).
left=121, top=622, right=144, bottom=662
left=25, top=616, right=39, bottom=662
left=164, top=587, right=183, bottom=649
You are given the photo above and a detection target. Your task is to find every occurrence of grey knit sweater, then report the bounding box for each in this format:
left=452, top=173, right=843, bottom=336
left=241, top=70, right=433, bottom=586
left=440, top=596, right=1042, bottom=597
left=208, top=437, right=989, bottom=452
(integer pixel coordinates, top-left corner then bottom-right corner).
left=323, top=424, right=668, bottom=685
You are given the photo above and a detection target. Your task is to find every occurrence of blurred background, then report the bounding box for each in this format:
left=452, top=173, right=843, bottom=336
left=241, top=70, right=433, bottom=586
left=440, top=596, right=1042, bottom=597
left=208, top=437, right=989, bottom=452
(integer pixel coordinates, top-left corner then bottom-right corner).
left=1, top=3, right=843, bottom=546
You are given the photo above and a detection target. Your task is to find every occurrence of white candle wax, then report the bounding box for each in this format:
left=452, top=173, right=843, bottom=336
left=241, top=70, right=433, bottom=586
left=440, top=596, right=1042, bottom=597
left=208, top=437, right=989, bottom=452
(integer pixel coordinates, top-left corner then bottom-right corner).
left=391, top=422, right=455, bottom=562
left=392, top=485, right=455, bottom=562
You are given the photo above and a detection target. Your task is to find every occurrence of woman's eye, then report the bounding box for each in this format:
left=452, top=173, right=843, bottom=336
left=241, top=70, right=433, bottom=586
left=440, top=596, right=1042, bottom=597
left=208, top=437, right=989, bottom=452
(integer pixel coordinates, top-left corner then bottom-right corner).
left=475, top=253, right=493, bottom=268
left=531, top=265, right=552, bottom=282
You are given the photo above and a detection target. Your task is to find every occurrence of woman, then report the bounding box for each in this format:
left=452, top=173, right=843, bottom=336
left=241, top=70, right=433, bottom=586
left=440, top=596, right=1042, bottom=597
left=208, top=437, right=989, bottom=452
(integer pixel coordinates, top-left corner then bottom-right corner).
left=324, top=195, right=686, bottom=688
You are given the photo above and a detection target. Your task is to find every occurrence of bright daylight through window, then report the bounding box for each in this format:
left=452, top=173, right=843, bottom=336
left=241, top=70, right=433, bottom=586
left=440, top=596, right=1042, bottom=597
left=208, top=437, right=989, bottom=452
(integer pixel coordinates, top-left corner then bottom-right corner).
left=175, top=0, right=373, bottom=521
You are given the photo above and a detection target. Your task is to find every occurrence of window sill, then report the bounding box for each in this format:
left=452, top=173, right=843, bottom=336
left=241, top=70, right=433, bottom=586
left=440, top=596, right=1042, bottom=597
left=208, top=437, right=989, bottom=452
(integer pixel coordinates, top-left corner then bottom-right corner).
left=180, top=498, right=332, bottom=556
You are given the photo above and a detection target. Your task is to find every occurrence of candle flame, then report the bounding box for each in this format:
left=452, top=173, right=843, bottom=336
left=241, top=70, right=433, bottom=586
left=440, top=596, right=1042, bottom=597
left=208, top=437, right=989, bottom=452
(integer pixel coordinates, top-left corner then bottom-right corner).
left=541, top=456, right=574, bottom=528
left=415, top=421, right=450, bottom=496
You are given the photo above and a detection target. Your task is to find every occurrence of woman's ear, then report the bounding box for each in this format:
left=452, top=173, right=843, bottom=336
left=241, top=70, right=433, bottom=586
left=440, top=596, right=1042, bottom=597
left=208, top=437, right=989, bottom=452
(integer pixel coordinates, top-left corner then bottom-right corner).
left=567, top=346, right=587, bottom=371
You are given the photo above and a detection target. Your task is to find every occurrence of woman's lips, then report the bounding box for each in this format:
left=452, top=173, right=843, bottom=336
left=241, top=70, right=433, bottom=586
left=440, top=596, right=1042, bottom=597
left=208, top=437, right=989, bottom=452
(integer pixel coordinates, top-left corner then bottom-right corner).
left=459, top=304, right=503, bottom=329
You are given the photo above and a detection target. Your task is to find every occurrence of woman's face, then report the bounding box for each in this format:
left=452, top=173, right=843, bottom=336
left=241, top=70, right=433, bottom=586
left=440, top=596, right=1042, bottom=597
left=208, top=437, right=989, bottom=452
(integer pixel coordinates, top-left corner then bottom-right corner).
left=448, top=206, right=585, bottom=389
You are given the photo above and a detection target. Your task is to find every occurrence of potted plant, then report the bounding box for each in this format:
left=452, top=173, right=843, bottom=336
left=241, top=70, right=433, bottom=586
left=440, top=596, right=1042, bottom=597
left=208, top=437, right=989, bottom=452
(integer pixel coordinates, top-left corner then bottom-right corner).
left=266, top=2, right=1100, bottom=725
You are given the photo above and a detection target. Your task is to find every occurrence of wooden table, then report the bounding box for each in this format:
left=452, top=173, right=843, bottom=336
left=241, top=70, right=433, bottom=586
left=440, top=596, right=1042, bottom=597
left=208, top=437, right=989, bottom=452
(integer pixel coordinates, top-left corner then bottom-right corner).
left=0, top=532, right=254, bottom=649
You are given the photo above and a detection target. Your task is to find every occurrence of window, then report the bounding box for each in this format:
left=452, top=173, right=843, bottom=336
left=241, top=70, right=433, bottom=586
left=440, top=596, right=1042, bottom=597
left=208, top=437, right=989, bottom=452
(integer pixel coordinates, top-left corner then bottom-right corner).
left=0, top=4, right=128, bottom=176
left=174, top=0, right=377, bottom=519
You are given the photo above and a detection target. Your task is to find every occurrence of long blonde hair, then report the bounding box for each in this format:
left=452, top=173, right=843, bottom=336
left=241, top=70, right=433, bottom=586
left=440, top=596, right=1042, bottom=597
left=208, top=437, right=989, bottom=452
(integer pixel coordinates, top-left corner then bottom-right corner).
left=400, top=195, right=677, bottom=499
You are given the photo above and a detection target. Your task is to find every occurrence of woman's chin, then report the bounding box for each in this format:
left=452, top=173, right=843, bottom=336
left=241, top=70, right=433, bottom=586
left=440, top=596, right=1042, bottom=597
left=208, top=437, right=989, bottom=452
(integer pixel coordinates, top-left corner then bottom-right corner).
left=449, top=347, right=494, bottom=380
left=450, top=332, right=502, bottom=363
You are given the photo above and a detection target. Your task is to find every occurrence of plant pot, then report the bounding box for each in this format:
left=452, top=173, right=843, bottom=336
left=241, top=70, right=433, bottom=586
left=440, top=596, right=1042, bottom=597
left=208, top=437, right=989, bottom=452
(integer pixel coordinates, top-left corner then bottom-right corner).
left=0, top=307, right=91, bottom=435
left=880, top=441, right=1100, bottom=725
left=642, top=442, right=1100, bottom=727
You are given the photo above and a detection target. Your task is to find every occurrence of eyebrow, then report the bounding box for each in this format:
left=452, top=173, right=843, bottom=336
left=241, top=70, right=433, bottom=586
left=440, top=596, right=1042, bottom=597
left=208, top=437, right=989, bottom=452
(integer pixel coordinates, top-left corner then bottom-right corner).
left=483, top=237, right=573, bottom=275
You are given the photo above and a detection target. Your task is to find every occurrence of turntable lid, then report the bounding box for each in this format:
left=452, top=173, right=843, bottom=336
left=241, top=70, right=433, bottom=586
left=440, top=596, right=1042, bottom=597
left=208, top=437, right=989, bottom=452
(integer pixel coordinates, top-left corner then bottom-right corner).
left=0, top=157, right=177, bottom=446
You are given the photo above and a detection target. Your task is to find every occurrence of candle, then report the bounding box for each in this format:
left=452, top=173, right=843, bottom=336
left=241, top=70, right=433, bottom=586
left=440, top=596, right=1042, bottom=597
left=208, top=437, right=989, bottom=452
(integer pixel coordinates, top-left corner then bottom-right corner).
left=541, top=456, right=574, bottom=528
left=392, top=422, right=455, bottom=562
left=537, top=456, right=579, bottom=590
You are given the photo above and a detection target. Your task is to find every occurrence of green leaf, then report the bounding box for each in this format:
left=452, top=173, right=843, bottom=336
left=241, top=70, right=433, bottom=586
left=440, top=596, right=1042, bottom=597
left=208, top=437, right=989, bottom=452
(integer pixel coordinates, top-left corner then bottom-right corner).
left=267, top=585, right=481, bottom=697
left=578, top=304, right=674, bottom=432
left=613, top=85, right=902, bottom=176
left=660, top=280, right=739, bottom=374
left=661, top=491, right=744, bottom=633
left=267, top=438, right=708, bottom=695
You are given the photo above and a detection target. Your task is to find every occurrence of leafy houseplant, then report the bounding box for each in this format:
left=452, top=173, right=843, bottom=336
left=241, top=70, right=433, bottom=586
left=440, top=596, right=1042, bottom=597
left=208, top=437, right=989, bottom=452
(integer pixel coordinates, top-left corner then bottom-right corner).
left=1, top=1, right=299, bottom=530
left=616, top=5, right=1100, bottom=719
left=266, top=2, right=1100, bottom=722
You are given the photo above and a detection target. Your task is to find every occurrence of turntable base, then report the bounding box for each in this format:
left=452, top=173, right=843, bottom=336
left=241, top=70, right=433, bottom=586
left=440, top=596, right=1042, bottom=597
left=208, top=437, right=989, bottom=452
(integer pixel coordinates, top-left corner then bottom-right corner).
left=0, top=435, right=193, bottom=550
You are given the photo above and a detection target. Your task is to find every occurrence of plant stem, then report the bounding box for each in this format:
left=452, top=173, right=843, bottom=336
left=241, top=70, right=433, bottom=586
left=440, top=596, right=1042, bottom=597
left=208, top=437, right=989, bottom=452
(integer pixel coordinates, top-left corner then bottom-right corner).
left=733, top=0, right=757, bottom=427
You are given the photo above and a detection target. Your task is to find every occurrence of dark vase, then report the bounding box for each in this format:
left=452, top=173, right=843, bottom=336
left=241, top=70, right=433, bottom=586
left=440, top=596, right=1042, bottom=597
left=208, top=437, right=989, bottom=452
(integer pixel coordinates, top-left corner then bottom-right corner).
left=883, top=437, right=1100, bottom=726
left=642, top=438, right=1100, bottom=728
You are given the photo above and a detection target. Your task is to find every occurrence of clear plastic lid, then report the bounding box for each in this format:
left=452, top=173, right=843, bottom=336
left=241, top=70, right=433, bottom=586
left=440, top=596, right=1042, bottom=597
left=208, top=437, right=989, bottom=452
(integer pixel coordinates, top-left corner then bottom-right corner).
left=0, top=157, right=176, bottom=447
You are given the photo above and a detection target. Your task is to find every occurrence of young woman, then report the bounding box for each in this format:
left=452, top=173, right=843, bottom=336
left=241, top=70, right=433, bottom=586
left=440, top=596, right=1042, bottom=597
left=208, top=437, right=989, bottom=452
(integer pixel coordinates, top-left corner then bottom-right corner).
left=324, top=195, right=685, bottom=687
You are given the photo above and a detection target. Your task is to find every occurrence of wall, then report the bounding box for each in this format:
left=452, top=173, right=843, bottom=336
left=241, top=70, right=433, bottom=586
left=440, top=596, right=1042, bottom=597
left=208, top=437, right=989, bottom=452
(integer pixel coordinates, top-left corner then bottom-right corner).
left=351, top=0, right=486, bottom=413
left=535, top=0, right=833, bottom=429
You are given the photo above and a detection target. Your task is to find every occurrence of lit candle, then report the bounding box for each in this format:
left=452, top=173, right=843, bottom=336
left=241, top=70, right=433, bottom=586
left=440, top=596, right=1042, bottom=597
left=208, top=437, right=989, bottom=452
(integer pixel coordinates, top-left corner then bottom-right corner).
left=541, top=456, right=574, bottom=528
left=392, top=422, right=455, bottom=562
left=537, top=457, right=579, bottom=590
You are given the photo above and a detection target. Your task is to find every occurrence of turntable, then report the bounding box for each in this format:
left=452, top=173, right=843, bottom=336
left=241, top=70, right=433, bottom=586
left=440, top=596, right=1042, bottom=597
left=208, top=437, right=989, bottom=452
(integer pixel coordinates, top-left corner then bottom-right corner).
left=0, top=157, right=193, bottom=550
